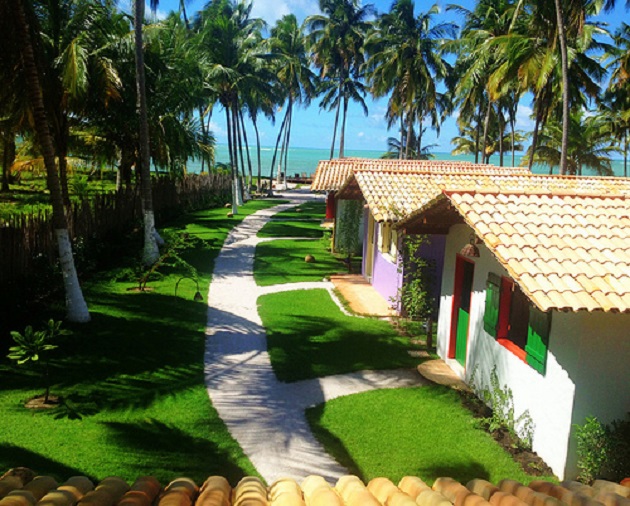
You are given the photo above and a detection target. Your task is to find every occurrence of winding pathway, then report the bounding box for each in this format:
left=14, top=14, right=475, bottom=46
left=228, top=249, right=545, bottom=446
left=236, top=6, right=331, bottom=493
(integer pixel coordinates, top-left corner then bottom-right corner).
left=204, top=190, right=422, bottom=483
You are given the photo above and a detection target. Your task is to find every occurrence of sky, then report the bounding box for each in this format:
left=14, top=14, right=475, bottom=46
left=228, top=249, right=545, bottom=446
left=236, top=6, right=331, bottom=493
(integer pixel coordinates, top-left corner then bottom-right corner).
left=131, top=0, right=629, bottom=154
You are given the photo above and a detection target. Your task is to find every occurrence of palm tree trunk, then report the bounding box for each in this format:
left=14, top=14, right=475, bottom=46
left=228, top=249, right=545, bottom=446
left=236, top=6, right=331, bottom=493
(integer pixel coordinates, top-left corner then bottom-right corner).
left=58, top=124, right=71, bottom=207
left=528, top=106, right=543, bottom=171
left=12, top=0, right=89, bottom=322
left=474, top=102, right=483, bottom=164
left=229, top=103, right=243, bottom=206
left=554, top=0, right=570, bottom=175
left=405, top=110, right=413, bottom=160
left=225, top=106, right=238, bottom=214
left=134, top=0, right=159, bottom=266
left=283, top=105, right=293, bottom=178
left=481, top=99, right=492, bottom=164
left=238, top=108, right=253, bottom=188
left=269, top=106, right=290, bottom=192
left=199, top=106, right=207, bottom=173
left=330, top=79, right=343, bottom=160
left=399, top=115, right=404, bottom=159
left=2, top=133, right=15, bottom=192
left=235, top=104, right=246, bottom=181
left=624, top=129, right=627, bottom=177
left=253, top=114, right=262, bottom=191
left=339, top=91, right=349, bottom=159
left=498, top=108, right=505, bottom=167
left=511, top=117, right=516, bottom=167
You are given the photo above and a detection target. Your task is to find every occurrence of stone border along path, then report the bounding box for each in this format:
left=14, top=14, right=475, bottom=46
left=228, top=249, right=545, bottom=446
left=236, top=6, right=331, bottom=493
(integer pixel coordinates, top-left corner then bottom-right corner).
left=204, top=189, right=423, bottom=484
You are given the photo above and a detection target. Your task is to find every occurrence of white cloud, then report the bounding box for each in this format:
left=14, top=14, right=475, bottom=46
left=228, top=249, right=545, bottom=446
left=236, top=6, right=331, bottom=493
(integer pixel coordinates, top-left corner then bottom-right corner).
left=208, top=121, right=225, bottom=136
left=251, top=0, right=320, bottom=26
left=357, top=132, right=365, bottom=138
left=516, top=104, right=535, bottom=130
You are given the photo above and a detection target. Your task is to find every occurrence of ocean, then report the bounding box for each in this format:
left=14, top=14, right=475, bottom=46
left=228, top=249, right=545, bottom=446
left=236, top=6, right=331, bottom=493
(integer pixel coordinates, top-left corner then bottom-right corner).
left=185, top=144, right=629, bottom=178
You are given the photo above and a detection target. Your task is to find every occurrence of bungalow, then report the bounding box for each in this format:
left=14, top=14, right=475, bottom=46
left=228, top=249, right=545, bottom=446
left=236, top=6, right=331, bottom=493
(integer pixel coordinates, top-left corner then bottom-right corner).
left=310, top=158, right=494, bottom=221
left=334, top=164, right=531, bottom=308
left=396, top=175, right=630, bottom=480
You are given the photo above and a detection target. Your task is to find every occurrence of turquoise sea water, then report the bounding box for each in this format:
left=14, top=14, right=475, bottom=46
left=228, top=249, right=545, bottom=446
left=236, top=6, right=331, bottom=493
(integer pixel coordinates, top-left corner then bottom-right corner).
left=186, top=144, right=628, bottom=178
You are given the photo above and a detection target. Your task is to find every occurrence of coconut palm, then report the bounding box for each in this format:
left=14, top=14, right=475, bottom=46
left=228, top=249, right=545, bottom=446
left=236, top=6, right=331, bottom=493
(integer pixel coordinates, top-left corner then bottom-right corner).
left=1, top=0, right=90, bottom=322
left=306, top=0, right=374, bottom=158
left=266, top=15, right=317, bottom=186
left=366, top=1, right=454, bottom=160
left=526, top=109, right=618, bottom=175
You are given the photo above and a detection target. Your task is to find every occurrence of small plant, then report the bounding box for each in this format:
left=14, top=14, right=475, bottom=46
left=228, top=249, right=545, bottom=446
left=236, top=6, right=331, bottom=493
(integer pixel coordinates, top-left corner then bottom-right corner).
left=70, top=174, right=90, bottom=200
left=137, top=231, right=201, bottom=292
left=471, top=367, right=534, bottom=450
left=8, top=320, right=70, bottom=404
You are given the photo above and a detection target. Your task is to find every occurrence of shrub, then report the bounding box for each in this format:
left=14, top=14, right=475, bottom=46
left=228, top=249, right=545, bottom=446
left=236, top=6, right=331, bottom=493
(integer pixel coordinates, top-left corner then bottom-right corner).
left=575, top=413, right=630, bottom=483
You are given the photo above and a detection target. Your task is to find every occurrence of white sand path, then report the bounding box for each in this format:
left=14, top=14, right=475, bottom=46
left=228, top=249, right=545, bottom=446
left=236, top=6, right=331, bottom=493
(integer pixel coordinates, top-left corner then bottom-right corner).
left=204, top=190, right=423, bottom=483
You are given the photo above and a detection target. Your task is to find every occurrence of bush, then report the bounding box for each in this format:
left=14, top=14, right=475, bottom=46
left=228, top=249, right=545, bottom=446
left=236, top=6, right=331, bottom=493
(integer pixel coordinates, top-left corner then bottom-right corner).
left=575, top=413, right=630, bottom=483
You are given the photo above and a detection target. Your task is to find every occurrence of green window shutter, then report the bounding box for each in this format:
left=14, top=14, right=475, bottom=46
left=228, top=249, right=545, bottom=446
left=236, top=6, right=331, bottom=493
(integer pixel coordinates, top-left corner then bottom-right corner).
left=484, top=273, right=501, bottom=337
left=526, top=307, right=551, bottom=374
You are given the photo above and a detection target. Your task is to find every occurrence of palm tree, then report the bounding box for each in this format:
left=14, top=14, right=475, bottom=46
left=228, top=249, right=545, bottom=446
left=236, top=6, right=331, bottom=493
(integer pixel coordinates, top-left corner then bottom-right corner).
left=366, top=1, right=454, bottom=160
left=526, top=109, right=618, bottom=175
left=306, top=0, right=374, bottom=158
left=489, top=1, right=607, bottom=170
left=605, top=22, right=630, bottom=176
left=1, top=0, right=90, bottom=322
left=267, top=15, right=317, bottom=186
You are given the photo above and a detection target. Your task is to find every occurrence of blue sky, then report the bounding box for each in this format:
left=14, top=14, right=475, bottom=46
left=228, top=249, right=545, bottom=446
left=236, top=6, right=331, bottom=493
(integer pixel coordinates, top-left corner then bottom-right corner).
left=129, top=0, right=628, bottom=153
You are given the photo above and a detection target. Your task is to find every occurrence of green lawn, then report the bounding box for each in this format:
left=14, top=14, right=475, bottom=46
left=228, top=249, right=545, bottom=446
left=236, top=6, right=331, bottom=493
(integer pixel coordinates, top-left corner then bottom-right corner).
left=0, top=199, right=284, bottom=484
left=254, top=238, right=347, bottom=286
left=258, top=289, right=421, bottom=382
left=257, top=219, right=325, bottom=238
left=272, top=201, right=326, bottom=220
left=307, top=386, right=555, bottom=486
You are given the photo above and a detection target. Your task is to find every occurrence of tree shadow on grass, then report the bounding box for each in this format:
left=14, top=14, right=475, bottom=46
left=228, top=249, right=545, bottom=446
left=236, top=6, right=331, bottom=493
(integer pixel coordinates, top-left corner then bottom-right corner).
left=0, top=291, right=208, bottom=415
left=305, top=404, right=363, bottom=479
left=0, top=444, right=92, bottom=483
left=103, top=419, right=254, bottom=485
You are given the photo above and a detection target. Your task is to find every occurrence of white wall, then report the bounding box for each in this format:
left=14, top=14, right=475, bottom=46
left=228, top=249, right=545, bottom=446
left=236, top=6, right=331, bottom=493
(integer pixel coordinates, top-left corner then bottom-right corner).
left=435, top=224, right=630, bottom=479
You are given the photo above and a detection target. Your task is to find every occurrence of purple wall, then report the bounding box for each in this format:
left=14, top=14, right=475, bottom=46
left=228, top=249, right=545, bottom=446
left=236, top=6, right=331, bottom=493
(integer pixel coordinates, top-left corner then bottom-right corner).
left=361, top=213, right=447, bottom=314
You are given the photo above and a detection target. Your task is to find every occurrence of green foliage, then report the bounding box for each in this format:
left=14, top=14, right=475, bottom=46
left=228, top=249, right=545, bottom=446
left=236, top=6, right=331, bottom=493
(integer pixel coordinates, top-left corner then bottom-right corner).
left=575, top=416, right=609, bottom=484
left=70, top=175, right=90, bottom=199
left=575, top=413, right=630, bottom=484
left=8, top=320, right=71, bottom=402
left=471, top=367, right=534, bottom=450
left=137, top=232, right=202, bottom=292
left=307, top=386, right=554, bottom=485
left=335, top=200, right=363, bottom=271
left=8, top=320, right=68, bottom=365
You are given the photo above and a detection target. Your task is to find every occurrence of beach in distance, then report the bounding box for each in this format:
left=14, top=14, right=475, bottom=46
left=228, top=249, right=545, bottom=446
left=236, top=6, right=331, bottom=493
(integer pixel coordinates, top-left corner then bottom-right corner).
left=185, top=144, right=628, bottom=179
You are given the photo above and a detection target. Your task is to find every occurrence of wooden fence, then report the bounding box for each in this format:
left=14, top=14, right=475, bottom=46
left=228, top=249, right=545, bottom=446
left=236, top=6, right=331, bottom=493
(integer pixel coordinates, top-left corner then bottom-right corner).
left=0, top=173, right=232, bottom=294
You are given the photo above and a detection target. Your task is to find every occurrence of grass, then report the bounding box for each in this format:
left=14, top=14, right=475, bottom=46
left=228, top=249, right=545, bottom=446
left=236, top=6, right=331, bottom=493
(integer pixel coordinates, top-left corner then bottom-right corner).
left=254, top=237, right=348, bottom=286
left=306, top=386, right=556, bottom=486
left=257, top=219, right=325, bottom=238
left=272, top=201, right=326, bottom=220
left=0, top=198, right=284, bottom=484
left=258, top=289, right=422, bottom=382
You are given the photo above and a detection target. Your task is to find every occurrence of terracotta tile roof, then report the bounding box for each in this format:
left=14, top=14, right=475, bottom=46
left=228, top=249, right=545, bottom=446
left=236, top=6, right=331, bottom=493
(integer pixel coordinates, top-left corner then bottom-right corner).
left=446, top=191, right=630, bottom=313
left=3, top=469, right=629, bottom=506
left=309, top=158, right=530, bottom=192
left=343, top=171, right=630, bottom=223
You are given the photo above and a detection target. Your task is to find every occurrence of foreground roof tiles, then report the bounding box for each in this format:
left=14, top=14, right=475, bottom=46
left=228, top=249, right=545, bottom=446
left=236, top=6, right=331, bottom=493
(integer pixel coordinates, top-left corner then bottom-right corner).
left=447, top=191, right=630, bottom=313
left=310, top=158, right=529, bottom=192
left=2, top=469, right=629, bottom=506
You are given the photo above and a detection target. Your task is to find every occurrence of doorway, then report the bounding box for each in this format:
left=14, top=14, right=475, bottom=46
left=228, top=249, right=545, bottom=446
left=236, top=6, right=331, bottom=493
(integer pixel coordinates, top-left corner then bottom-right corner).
left=449, top=255, right=475, bottom=366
